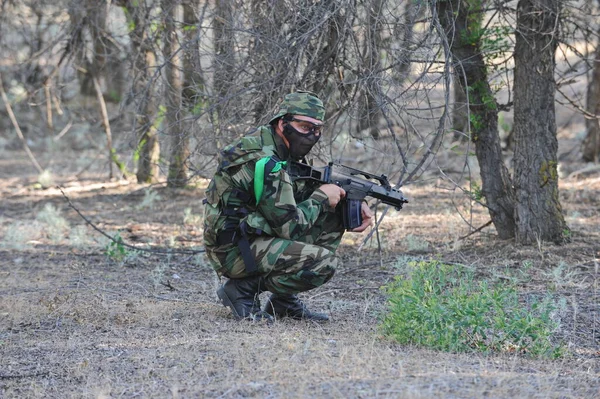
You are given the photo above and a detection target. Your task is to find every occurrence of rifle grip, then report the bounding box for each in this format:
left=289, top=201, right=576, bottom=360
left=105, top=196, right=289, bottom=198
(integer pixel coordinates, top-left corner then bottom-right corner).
left=342, top=199, right=362, bottom=230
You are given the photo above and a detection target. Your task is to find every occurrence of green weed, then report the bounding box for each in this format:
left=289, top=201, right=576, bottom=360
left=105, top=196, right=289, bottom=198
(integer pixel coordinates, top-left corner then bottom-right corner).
left=381, top=260, right=565, bottom=358
left=105, top=233, right=127, bottom=262
left=491, top=260, right=534, bottom=285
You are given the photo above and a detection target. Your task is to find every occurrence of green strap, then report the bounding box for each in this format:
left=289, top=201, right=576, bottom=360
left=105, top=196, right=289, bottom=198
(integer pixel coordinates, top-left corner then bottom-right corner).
left=254, top=157, right=287, bottom=205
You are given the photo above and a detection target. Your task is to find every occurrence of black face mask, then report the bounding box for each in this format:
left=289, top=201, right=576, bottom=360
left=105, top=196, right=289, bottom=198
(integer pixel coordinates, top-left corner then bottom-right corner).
left=282, top=123, right=321, bottom=160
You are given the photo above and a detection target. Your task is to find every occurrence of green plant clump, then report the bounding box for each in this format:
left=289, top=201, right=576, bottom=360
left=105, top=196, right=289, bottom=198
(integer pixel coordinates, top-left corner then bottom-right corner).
left=105, top=233, right=128, bottom=262
left=381, top=260, right=564, bottom=358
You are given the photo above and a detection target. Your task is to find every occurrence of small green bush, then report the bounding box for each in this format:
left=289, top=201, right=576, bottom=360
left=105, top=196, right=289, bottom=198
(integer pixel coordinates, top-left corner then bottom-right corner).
left=105, top=233, right=127, bottom=261
left=381, top=260, right=565, bottom=358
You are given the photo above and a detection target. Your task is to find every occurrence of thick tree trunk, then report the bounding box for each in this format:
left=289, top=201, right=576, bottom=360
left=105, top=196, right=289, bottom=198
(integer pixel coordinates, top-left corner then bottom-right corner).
left=162, top=0, right=189, bottom=188
left=582, top=18, right=600, bottom=162
left=513, top=0, right=569, bottom=244
left=437, top=0, right=516, bottom=239
left=124, top=0, right=161, bottom=184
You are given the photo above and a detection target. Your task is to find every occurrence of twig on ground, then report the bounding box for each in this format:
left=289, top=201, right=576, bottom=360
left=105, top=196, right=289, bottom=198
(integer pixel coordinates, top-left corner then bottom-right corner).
left=0, top=371, right=50, bottom=380
left=459, top=220, right=493, bottom=240
left=568, top=164, right=600, bottom=179
left=58, top=186, right=204, bottom=255
left=160, top=279, right=177, bottom=291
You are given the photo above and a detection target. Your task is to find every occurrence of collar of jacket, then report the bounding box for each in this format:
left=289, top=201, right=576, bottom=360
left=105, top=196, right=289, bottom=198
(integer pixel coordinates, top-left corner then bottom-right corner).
left=265, top=125, right=290, bottom=161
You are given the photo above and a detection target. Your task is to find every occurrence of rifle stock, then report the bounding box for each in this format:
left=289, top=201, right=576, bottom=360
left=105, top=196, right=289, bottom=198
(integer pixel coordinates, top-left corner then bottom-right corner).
left=288, top=161, right=408, bottom=230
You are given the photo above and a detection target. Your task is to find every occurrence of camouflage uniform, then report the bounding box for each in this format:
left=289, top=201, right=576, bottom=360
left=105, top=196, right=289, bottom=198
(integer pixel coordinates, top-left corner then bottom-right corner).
left=203, top=125, right=345, bottom=295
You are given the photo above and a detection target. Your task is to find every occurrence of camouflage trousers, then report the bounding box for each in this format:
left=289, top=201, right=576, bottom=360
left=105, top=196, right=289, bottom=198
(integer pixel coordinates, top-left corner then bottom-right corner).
left=205, top=211, right=345, bottom=295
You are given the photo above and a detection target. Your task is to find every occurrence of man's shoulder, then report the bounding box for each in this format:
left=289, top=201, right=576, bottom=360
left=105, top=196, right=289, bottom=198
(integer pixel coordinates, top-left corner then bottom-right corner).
left=220, top=126, right=277, bottom=168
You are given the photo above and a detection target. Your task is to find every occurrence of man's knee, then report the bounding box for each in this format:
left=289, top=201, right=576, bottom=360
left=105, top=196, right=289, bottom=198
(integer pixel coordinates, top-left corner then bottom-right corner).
left=298, top=260, right=336, bottom=289
left=264, top=250, right=339, bottom=294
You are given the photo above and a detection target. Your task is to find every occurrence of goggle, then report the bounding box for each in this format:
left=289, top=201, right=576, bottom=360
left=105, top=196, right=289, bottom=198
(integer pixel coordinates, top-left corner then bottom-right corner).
left=286, top=117, right=324, bottom=136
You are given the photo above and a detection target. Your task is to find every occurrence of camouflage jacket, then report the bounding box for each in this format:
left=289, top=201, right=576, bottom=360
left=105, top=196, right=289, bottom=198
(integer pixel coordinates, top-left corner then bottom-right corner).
left=203, top=126, right=332, bottom=248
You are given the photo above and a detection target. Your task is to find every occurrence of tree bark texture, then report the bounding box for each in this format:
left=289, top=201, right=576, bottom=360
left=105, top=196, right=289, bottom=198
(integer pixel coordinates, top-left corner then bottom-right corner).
left=182, top=0, right=205, bottom=110
left=513, top=0, right=568, bottom=244
left=69, top=1, right=124, bottom=101
left=582, top=12, right=600, bottom=162
left=437, top=0, right=516, bottom=239
left=393, top=0, right=423, bottom=85
left=213, top=0, right=237, bottom=132
left=452, top=77, right=468, bottom=140
left=357, top=0, right=384, bottom=139
left=162, top=0, right=189, bottom=188
left=124, top=0, right=161, bottom=184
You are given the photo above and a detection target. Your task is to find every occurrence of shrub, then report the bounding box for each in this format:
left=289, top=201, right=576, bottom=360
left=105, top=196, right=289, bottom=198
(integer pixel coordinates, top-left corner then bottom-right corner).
left=36, top=203, right=70, bottom=242
left=1, top=220, right=44, bottom=249
left=381, top=260, right=565, bottom=358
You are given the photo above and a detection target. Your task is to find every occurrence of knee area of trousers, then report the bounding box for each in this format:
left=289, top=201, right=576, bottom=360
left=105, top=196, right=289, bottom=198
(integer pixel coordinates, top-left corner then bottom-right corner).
left=298, top=261, right=336, bottom=289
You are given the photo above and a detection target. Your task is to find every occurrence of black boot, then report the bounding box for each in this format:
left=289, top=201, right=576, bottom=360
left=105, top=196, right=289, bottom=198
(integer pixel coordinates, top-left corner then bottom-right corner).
left=264, top=294, right=329, bottom=321
left=217, top=277, right=273, bottom=322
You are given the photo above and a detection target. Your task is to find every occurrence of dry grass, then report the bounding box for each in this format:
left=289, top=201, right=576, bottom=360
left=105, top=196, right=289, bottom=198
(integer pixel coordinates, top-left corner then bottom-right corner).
left=1, top=149, right=599, bottom=399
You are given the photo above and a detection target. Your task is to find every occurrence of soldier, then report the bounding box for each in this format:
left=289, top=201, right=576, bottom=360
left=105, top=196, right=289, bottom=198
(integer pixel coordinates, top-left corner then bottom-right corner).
left=203, top=91, right=373, bottom=321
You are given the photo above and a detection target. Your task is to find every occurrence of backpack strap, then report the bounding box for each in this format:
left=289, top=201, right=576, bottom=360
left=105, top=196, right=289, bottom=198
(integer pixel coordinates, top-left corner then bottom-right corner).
left=254, top=156, right=287, bottom=205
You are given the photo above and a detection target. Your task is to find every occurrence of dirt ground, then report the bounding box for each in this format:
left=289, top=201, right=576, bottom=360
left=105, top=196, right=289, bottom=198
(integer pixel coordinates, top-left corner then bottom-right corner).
left=1, top=141, right=599, bottom=398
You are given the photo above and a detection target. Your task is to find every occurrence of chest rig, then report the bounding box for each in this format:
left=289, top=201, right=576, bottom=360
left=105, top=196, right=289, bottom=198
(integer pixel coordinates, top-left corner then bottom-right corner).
left=203, top=127, right=286, bottom=275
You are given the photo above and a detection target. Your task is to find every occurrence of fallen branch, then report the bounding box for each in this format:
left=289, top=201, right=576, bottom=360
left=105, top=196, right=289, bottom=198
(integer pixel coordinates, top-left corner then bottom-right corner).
left=458, top=220, right=493, bottom=240
left=567, top=164, right=600, bottom=179
left=0, top=371, right=50, bottom=380
left=58, top=186, right=204, bottom=255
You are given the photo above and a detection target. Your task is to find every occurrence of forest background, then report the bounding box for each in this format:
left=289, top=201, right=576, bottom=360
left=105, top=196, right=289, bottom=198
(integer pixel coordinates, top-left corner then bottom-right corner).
left=1, top=0, right=599, bottom=397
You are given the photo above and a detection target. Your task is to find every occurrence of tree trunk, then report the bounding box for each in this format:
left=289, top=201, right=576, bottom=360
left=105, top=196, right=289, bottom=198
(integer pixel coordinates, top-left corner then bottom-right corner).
left=393, top=0, right=423, bottom=84
left=213, top=0, right=237, bottom=133
left=70, top=1, right=125, bottom=102
left=452, top=76, right=468, bottom=140
left=182, top=0, right=204, bottom=110
left=513, top=0, right=569, bottom=244
left=357, top=0, right=384, bottom=140
left=582, top=10, right=600, bottom=162
left=437, top=0, right=516, bottom=239
left=162, top=0, right=189, bottom=188
left=89, top=1, right=125, bottom=103
left=123, top=0, right=161, bottom=184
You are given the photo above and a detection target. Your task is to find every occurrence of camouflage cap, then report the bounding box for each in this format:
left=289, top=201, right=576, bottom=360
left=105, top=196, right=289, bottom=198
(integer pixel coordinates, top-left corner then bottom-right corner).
left=269, top=91, right=325, bottom=124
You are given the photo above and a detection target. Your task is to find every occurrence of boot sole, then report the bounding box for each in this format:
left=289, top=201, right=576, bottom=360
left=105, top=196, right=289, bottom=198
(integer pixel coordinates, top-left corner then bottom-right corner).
left=217, top=286, right=243, bottom=320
